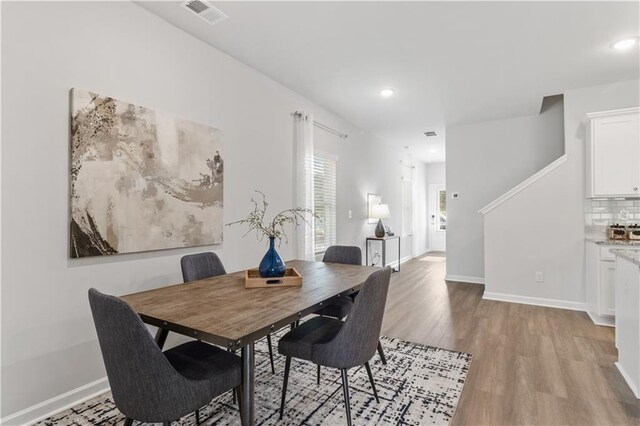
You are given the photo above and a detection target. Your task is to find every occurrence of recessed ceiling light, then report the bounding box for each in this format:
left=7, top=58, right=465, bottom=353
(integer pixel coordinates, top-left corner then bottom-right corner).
left=430, top=149, right=437, bottom=153
left=611, top=37, right=639, bottom=50
left=380, top=88, right=395, bottom=98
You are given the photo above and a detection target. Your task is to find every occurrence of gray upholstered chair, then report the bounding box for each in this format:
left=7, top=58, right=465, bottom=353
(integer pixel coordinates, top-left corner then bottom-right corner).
left=314, top=246, right=361, bottom=319
left=315, top=246, right=387, bottom=369
left=180, top=252, right=226, bottom=282
left=88, top=288, right=241, bottom=426
left=181, top=252, right=276, bottom=374
left=278, top=267, right=392, bottom=426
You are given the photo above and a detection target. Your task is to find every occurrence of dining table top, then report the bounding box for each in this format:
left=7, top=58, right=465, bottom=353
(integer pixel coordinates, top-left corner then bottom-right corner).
left=121, top=259, right=380, bottom=350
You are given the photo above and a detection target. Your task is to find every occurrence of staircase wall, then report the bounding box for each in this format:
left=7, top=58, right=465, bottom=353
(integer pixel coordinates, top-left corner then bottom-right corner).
left=483, top=80, right=639, bottom=307
left=445, top=96, right=564, bottom=282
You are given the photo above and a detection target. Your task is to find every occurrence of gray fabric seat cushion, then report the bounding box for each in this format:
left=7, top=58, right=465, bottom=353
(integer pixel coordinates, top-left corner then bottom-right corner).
left=164, top=341, right=241, bottom=398
left=314, top=297, right=353, bottom=319
left=278, top=317, right=343, bottom=362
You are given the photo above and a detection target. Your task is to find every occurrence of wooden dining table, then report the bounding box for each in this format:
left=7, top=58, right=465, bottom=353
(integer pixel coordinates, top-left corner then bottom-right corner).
left=121, top=259, right=380, bottom=426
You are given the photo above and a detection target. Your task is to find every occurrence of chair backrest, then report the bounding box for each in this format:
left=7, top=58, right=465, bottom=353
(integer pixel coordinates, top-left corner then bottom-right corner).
left=314, top=267, right=391, bottom=369
left=181, top=252, right=226, bottom=283
left=88, top=289, right=205, bottom=422
left=322, top=245, right=362, bottom=265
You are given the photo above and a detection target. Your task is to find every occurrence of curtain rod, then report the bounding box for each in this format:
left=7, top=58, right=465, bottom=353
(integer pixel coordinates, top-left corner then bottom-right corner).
left=293, top=111, right=348, bottom=139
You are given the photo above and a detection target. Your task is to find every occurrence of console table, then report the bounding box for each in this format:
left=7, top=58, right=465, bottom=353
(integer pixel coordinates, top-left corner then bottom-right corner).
left=365, top=235, right=401, bottom=273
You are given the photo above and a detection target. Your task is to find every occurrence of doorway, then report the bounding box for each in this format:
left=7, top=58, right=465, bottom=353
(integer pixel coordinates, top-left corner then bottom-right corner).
left=429, top=184, right=446, bottom=251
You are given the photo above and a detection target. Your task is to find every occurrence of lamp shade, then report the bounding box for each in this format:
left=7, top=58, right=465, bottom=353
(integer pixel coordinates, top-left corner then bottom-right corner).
left=371, top=203, right=390, bottom=219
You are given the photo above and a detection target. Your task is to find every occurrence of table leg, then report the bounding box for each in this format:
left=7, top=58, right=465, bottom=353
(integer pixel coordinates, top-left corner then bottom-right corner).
left=366, top=240, right=369, bottom=266
left=382, top=240, right=386, bottom=267
left=155, top=328, right=168, bottom=349
left=241, top=343, right=255, bottom=426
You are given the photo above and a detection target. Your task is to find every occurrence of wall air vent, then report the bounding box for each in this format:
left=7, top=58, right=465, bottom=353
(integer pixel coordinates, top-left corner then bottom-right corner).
left=424, top=131, right=438, bottom=137
left=182, top=0, right=228, bottom=25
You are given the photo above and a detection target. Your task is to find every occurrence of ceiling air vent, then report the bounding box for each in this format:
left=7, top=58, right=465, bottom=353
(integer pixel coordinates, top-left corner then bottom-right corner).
left=182, top=0, right=228, bottom=25
left=424, top=131, right=438, bottom=137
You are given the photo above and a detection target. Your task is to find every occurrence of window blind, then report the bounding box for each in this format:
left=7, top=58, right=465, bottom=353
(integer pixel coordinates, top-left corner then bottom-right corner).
left=313, top=155, right=337, bottom=253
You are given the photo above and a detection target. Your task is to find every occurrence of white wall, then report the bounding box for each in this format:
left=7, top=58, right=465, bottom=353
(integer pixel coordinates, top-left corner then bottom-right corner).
left=446, top=96, right=564, bottom=281
left=484, top=80, right=640, bottom=305
left=0, top=2, right=428, bottom=420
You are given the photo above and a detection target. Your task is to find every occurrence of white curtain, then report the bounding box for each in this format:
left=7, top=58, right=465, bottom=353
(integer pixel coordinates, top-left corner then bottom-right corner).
left=294, top=111, right=315, bottom=261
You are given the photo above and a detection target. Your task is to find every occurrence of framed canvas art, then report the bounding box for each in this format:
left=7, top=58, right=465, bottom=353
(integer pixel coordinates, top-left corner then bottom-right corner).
left=70, top=89, right=223, bottom=258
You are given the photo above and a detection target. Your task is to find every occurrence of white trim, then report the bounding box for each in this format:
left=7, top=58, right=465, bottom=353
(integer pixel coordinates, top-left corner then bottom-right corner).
left=615, top=362, right=640, bottom=399
left=586, top=107, right=640, bottom=121
left=478, top=155, right=567, bottom=215
left=586, top=310, right=615, bottom=328
left=0, top=377, right=109, bottom=426
left=386, top=254, right=414, bottom=269
left=483, top=291, right=587, bottom=312
left=414, top=248, right=432, bottom=258
left=445, top=275, right=485, bottom=284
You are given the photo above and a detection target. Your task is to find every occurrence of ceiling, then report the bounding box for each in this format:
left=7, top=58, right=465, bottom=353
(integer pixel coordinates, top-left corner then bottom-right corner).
left=137, top=1, right=640, bottom=163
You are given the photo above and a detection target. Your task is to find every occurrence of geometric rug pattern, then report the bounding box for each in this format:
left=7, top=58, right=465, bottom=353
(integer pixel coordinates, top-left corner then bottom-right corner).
left=36, top=333, right=471, bottom=426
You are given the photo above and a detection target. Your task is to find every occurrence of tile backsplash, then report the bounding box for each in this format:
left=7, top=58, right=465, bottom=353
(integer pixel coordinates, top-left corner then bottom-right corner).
left=585, top=199, right=640, bottom=235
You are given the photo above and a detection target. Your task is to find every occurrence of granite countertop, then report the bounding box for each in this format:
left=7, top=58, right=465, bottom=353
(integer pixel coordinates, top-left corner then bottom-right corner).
left=611, top=249, right=640, bottom=266
left=585, top=235, right=640, bottom=246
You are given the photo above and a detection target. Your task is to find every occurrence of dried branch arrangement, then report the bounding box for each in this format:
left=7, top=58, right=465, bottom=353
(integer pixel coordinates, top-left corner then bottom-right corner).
left=226, top=190, right=319, bottom=245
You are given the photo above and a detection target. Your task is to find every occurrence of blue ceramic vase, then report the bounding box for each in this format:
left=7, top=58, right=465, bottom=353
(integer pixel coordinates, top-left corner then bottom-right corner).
left=259, top=237, right=286, bottom=278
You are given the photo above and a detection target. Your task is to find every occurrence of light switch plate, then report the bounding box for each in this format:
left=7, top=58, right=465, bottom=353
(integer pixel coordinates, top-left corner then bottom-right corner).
left=348, top=210, right=352, bottom=219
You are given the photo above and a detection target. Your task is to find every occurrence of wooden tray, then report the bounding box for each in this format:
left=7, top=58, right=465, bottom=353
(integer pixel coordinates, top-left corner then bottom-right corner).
left=244, top=268, right=303, bottom=288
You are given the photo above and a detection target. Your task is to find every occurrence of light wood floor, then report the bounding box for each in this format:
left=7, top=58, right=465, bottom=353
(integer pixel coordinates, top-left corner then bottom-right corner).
left=381, top=253, right=639, bottom=426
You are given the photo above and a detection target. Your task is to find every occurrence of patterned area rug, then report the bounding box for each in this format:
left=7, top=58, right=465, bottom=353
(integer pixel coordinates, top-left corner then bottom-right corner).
left=37, top=334, right=471, bottom=425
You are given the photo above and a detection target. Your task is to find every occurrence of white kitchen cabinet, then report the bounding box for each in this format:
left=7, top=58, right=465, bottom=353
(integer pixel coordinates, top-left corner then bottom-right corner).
left=586, top=242, right=617, bottom=326
left=586, top=107, right=640, bottom=198
left=600, top=260, right=617, bottom=316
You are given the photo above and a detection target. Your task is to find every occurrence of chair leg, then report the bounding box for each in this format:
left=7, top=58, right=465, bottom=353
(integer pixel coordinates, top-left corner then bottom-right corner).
left=340, top=369, right=352, bottom=426
left=123, top=418, right=133, bottom=426
left=377, top=340, right=387, bottom=365
left=317, top=364, right=321, bottom=385
left=235, top=386, right=243, bottom=411
left=195, top=409, right=201, bottom=425
left=279, top=356, right=292, bottom=420
left=267, top=334, right=276, bottom=374
left=364, top=362, right=380, bottom=403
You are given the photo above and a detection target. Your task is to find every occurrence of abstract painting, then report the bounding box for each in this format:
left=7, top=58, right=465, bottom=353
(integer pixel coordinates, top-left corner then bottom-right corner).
left=70, top=89, right=223, bottom=258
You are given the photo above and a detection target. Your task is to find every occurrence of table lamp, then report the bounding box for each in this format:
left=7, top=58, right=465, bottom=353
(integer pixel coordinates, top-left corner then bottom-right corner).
left=371, top=203, right=390, bottom=237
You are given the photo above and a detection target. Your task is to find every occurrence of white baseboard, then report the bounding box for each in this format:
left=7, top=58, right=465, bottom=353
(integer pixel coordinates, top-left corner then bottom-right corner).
left=615, top=362, right=640, bottom=399
left=385, top=249, right=431, bottom=269
left=483, top=291, right=587, bottom=312
left=1, top=377, right=109, bottom=426
left=445, top=274, right=485, bottom=284
left=414, top=248, right=432, bottom=258
left=586, top=310, right=615, bottom=328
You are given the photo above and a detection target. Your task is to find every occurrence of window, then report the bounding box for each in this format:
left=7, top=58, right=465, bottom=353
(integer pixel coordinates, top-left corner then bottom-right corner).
left=438, top=189, right=447, bottom=231
left=313, top=154, right=337, bottom=253
left=402, top=178, right=413, bottom=236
